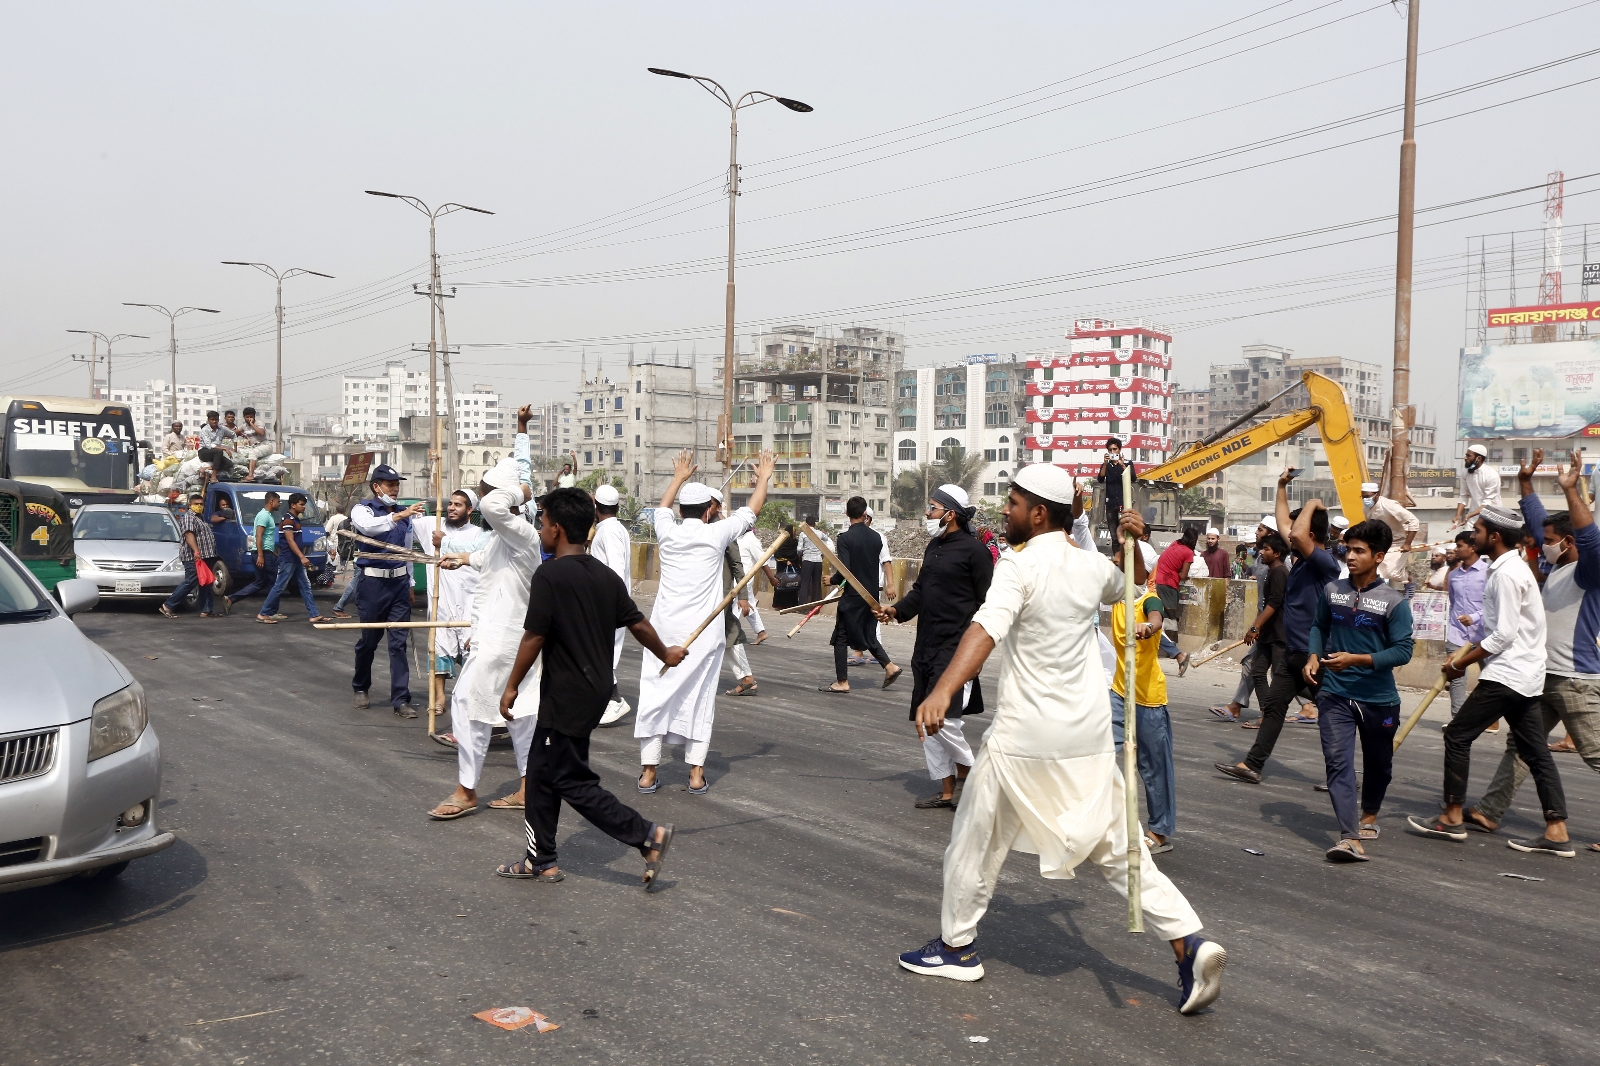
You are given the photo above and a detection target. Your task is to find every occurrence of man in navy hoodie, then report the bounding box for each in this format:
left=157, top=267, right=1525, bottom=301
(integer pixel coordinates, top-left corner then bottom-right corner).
left=1469, top=449, right=1600, bottom=852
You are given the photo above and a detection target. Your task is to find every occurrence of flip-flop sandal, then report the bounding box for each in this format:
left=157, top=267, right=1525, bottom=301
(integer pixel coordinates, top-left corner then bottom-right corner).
left=687, top=779, right=709, bottom=795
left=725, top=683, right=758, bottom=696
left=1358, top=823, right=1381, bottom=840
left=638, top=772, right=660, bottom=794
left=847, top=656, right=871, bottom=666
left=496, top=858, right=562, bottom=881
left=1588, top=843, right=1600, bottom=853
left=883, top=667, right=903, bottom=689
left=642, top=824, right=675, bottom=888
left=332, top=610, right=352, bottom=619
left=752, top=633, right=768, bottom=645
left=430, top=732, right=458, bottom=749
left=1208, top=706, right=1238, bottom=721
left=489, top=796, right=525, bottom=810
left=255, top=615, right=280, bottom=624
left=1144, top=834, right=1174, bottom=855
left=1325, top=840, right=1369, bottom=863
left=915, top=795, right=956, bottom=809
left=1407, top=814, right=1468, bottom=841
left=1462, top=807, right=1499, bottom=834
left=1241, top=720, right=1261, bottom=730
left=1289, top=714, right=1319, bottom=724
left=1178, top=655, right=1190, bottom=677
left=428, top=799, right=477, bottom=820
left=819, top=685, right=851, bottom=694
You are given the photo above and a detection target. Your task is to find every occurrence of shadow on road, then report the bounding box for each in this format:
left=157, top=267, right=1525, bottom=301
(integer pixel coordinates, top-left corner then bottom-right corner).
left=0, top=837, right=207, bottom=955
left=982, top=894, right=1177, bottom=1008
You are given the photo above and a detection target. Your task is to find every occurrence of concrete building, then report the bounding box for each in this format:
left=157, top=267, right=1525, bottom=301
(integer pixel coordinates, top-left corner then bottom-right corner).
left=890, top=355, right=1027, bottom=504
left=540, top=400, right=575, bottom=461
left=725, top=324, right=903, bottom=522
left=1172, top=388, right=1210, bottom=450
left=217, top=388, right=277, bottom=441
left=1023, top=318, right=1175, bottom=476
left=572, top=360, right=720, bottom=504
left=105, top=379, right=218, bottom=444
left=340, top=362, right=502, bottom=443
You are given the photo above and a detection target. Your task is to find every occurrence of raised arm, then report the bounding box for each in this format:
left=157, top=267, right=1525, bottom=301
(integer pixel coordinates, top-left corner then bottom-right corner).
left=514, top=405, right=534, bottom=486
left=746, top=450, right=777, bottom=516
left=1276, top=467, right=1298, bottom=553
left=660, top=450, right=696, bottom=509
left=1288, top=495, right=1322, bottom=559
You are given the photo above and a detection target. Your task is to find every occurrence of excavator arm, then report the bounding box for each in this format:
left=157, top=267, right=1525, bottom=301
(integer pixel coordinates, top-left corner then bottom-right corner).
left=1139, top=371, right=1369, bottom=522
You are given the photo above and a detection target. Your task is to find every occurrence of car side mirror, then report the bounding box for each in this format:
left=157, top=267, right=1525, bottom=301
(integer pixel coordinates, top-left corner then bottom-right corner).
left=56, top=577, right=100, bottom=617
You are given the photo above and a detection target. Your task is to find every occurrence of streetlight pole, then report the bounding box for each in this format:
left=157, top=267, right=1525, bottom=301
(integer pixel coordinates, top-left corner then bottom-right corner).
left=1387, top=0, right=1420, bottom=508
left=221, top=261, right=335, bottom=453
left=648, top=67, right=812, bottom=475
left=122, top=304, right=221, bottom=424
left=365, top=190, right=492, bottom=736
left=68, top=331, right=149, bottom=398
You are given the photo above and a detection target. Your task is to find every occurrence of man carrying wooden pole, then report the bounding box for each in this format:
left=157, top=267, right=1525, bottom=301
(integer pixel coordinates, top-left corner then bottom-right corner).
left=894, top=464, right=1226, bottom=1016
left=813, top=499, right=901, bottom=693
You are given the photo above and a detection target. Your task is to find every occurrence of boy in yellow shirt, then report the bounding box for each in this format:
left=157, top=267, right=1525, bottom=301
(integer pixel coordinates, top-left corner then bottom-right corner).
left=1111, top=581, right=1177, bottom=854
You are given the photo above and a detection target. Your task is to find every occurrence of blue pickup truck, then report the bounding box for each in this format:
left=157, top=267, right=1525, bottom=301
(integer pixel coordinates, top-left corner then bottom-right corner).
left=202, top=483, right=331, bottom=595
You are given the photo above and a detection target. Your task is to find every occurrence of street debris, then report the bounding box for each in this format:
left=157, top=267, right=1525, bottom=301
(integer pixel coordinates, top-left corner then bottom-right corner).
left=1500, top=873, right=1545, bottom=882
left=473, top=1006, right=559, bottom=1033
left=1242, top=848, right=1265, bottom=856
left=968, top=1035, right=990, bottom=1043
left=184, top=1007, right=286, bottom=1026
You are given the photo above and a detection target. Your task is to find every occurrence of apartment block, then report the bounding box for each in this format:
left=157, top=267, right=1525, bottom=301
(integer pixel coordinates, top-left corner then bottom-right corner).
left=573, top=360, right=719, bottom=503
left=340, top=362, right=502, bottom=443
left=890, top=355, right=1027, bottom=503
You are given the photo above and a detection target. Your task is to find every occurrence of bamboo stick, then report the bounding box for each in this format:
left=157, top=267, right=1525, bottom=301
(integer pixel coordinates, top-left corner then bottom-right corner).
left=657, top=532, right=790, bottom=675
left=1121, top=471, right=1144, bottom=934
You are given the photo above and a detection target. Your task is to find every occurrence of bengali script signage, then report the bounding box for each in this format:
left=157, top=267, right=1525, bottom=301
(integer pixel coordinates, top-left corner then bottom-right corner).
left=1458, top=339, right=1600, bottom=440
left=1485, top=301, right=1600, bottom=328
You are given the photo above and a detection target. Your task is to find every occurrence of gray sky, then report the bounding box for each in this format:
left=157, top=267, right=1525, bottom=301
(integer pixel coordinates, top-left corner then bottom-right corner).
left=3, top=1, right=1596, bottom=443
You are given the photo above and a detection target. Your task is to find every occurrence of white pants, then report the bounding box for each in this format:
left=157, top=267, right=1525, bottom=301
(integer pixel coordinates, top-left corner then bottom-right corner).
left=738, top=594, right=765, bottom=636
left=940, top=754, right=1202, bottom=948
left=452, top=697, right=536, bottom=790
left=640, top=733, right=710, bottom=767
left=613, top=627, right=625, bottom=670
left=727, top=641, right=752, bottom=680
left=924, top=715, right=975, bottom=781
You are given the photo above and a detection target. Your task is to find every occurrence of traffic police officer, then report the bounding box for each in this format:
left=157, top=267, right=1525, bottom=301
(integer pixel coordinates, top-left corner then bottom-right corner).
left=350, top=464, right=425, bottom=716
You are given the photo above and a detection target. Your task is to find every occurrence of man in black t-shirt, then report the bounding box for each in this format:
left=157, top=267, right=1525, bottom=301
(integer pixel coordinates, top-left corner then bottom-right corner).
left=494, top=488, right=685, bottom=888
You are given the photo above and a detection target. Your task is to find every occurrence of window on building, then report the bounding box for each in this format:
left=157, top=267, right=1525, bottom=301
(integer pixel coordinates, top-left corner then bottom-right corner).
left=984, top=448, right=997, bottom=461
left=613, top=449, right=623, bottom=464
left=898, top=439, right=917, bottom=461
left=635, top=434, right=641, bottom=447
left=999, top=448, right=1010, bottom=461
left=635, top=407, right=641, bottom=420
left=875, top=472, right=886, bottom=487
left=936, top=437, right=962, bottom=461
left=1111, top=336, right=1121, bottom=349
left=614, top=396, right=623, bottom=410
left=635, top=380, right=642, bottom=393
left=874, top=442, right=886, bottom=458
left=614, top=424, right=623, bottom=437
left=584, top=450, right=594, bottom=465
left=584, top=399, right=593, bottom=413
left=1261, top=487, right=1274, bottom=502
left=827, top=470, right=839, bottom=486
left=828, top=410, right=840, bottom=426
left=898, top=408, right=916, bottom=430
left=828, top=440, right=840, bottom=456
left=584, top=425, right=593, bottom=438
left=983, top=483, right=996, bottom=496
left=985, top=401, right=1012, bottom=427
left=875, top=414, right=887, bottom=429
left=850, top=470, right=859, bottom=484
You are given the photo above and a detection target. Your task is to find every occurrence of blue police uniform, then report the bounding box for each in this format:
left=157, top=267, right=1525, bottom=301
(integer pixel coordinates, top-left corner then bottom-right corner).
left=349, top=472, right=416, bottom=709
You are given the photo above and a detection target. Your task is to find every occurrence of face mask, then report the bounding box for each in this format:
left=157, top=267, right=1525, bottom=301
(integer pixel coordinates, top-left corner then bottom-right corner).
left=1542, top=541, right=1565, bottom=565
left=924, top=518, right=944, bottom=536
left=377, top=493, right=396, bottom=506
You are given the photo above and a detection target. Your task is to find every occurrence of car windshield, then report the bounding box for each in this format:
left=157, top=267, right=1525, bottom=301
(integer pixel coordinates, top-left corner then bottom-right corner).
left=0, top=549, right=50, bottom=620
left=74, top=509, right=179, bottom=542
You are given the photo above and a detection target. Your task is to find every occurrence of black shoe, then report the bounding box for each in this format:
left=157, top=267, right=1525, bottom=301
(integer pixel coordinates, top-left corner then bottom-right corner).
left=1507, top=835, right=1576, bottom=857
left=393, top=704, right=420, bottom=719
left=352, top=690, right=369, bottom=710
left=1214, top=762, right=1261, bottom=785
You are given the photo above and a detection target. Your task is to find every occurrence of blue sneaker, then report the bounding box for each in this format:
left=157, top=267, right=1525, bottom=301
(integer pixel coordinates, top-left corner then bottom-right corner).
left=897, top=937, right=985, bottom=981
left=1175, top=934, right=1226, bottom=1014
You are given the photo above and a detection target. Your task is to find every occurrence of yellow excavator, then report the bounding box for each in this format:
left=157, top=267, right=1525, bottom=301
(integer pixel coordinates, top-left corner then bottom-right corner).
left=1137, top=370, right=1370, bottom=530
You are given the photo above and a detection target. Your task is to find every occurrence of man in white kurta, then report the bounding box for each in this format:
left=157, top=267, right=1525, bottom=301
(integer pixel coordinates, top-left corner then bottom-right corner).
left=734, top=526, right=770, bottom=644
left=591, top=483, right=635, bottom=725
left=1361, top=482, right=1420, bottom=587
left=429, top=421, right=543, bottom=819
left=897, top=463, right=1226, bottom=1016
left=413, top=489, right=491, bottom=715
left=636, top=449, right=775, bottom=792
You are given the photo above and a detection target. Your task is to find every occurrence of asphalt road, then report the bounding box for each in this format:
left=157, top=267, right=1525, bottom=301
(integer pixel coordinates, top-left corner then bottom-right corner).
left=5, top=589, right=1597, bottom=1066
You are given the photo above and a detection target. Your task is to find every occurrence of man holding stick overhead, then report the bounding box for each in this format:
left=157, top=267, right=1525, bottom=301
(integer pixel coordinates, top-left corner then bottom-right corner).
left=876, top=484, right=993, bottom=808
left=896, top=464, right=1226, bottom=1016
left=635, top=449, right=775, bottom=795
left=821, top=497, right=902, bottom=693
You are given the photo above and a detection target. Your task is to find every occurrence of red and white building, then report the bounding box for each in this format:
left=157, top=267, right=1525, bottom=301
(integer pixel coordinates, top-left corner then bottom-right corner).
left=1023, top=318, right=1174, bottom=476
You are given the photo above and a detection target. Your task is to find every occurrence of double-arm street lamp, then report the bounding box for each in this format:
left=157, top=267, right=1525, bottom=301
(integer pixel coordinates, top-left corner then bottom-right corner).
left=647, top=67, right=812, bottom=474
left=122, top=303, right=221, bottom=424
left=221, top=261, right=335, bottom=452
left=66, top=330, right=147, bottom=398
left=365, top=191, right=493, bottom=496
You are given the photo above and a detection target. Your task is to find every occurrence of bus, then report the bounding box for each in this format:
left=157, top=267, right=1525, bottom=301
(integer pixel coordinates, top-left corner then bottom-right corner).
left=2, top=395, right=144, bottom=510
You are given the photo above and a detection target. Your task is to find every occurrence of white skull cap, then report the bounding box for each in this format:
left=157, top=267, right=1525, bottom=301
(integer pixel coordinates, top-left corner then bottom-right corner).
left=1011, top=464, right=1073, bottom=504
left=594, top=485, right=619, bottom=506
left=678, top=482, right=713, bottom=505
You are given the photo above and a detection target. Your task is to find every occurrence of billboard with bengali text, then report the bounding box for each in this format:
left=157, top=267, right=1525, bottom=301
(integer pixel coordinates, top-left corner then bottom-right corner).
left=1458, top=339, right=1600, bottom=440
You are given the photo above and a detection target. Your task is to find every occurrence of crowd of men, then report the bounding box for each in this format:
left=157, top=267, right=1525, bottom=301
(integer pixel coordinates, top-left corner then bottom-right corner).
left=138, top=406, right=1600, bottom=1016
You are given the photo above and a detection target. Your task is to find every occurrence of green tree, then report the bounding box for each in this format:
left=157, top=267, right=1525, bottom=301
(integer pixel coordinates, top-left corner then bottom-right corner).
left=756, top=500, right=794, bottom=529
left=892, top=448, right=988, bottom=519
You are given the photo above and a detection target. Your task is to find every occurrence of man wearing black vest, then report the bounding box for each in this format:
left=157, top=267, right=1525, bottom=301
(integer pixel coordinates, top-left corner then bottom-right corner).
left=349, top=464, right=426, bottom=717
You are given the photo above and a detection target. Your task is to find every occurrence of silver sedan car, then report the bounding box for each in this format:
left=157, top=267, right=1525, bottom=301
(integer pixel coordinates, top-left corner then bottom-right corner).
left=0, top=545, right=173, bottom=892
left=73, top=502, right=188, bottom=604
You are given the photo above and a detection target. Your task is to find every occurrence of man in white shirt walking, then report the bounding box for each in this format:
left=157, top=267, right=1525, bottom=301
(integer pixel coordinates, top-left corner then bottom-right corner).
left=1453, top=443, right=1502, bottom=528
left=591, top=483, right=635, bottom=725
left=1409, top=504, right=1575, bottom=856
left=734, top=525, right=770, bottom=646
left=1361, top=482, right=1420, bottom=588
left=896, top=464, right=1226, bottom=1016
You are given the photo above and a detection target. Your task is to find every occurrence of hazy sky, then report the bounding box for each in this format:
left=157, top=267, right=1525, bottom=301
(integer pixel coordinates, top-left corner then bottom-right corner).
left=3, top=1, right=1596, bottom=447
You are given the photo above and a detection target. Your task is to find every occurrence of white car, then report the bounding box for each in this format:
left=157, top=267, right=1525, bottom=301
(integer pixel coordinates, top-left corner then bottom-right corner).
left=72, top=502, right=188, bottom=604
left=0, top=542, right=173, bottom=891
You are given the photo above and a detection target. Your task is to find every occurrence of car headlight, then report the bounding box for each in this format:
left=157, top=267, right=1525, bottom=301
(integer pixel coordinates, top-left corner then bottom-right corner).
left=311, top=536, right=329, bottom=553
left=160, top=557, right=183, bottom=573
left=89, top=680, right=147, bottom=762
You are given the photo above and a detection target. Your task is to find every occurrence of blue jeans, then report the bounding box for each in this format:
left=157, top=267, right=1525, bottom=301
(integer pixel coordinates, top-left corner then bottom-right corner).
left=260, top=554, right=320, bottom=618
left=335, top=566, right=362, bottom=612
left=1314, top=693, right=1399, bottom=840
left=1159, top=634, right=1182, bottom=660
left=1109, top=690, right=1176, bottom=837
left=163, top=557, right=214, bottom=614
left=229, top=552, right=278, bottom=602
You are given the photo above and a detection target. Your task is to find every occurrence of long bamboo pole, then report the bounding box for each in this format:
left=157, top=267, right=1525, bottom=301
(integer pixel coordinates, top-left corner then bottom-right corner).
left=799, top=523, right=882, bottom=613
left=429, top=416, right=444, bottom=736
left=776, top=591, right=843, bottom=615
left=1121, top=468, right=1144, bottom=933
left=657, top=532, right=790, bottom=675
left=312, top=621, right=471, bottom=630
left=1393, top=643, right=1476, bottom=751
left=1188, top=639, right=1248, bottom=670
left=787, top=591, right=842, bottom=637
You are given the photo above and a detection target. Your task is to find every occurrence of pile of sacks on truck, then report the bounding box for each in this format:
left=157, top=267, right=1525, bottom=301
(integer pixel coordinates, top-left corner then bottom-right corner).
left=134, top=439, right=291, bottom=503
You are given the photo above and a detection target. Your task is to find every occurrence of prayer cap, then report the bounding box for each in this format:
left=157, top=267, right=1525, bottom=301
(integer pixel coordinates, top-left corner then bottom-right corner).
left=1011, top=464, right=1073, bottom=505
left=1466, top=443, right=1489, bottom=457
left=1206, top=526, right=1219, bottom=536
left=594, top=485, right=620, bottom=506
left=932, top=484, right=971, bottom=511
left=1360, top=482, right=1380, bottom=493
left=707, top=486, right=725, bottom=503
left=460, top=489, right=480, bottom=510
left=1259, top=515, right=1278, bottom=531
left=1331, top=515, right=1350, bottom=529
left=1480, top=504, right=1522, bottom=528
left=482, top=458, right=521, bottom=491
left=678, top=482, right=713, bottom=505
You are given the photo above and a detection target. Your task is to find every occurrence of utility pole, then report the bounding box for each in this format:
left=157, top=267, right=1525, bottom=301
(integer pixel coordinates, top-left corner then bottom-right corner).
left=1386, top=0, right=1420, bottom=508
left=222, top=261, right=335, bottom=453
left=68, top=331, right=149, bottom=398
left=648, top=67, right=812, bottom=475
left=71, top=342, right=102, bottom=399
left=122, top=304, right=221, bottom=424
